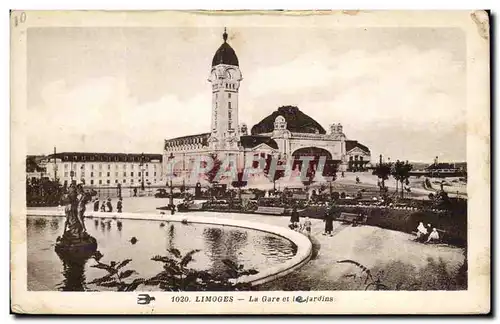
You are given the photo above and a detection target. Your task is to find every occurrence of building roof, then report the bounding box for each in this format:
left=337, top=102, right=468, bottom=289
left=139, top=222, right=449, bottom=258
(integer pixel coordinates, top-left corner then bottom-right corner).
left=212, top=30, right=239, bottom=67
left=46, top=152, right=163, bottom=163
left=165, top=133, right=210, bottom=148
left=346, top=140, right=370, bottom=154
left=251, top=106, right=326, bottom=135
left=240, top=135, right=278, bottom=149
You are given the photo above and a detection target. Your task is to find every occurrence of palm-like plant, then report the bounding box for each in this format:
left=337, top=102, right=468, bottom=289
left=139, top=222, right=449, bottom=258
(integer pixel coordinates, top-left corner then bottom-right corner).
left=88, top=249, right=259, bottom=292
left=87, top=258, right=144, bottom=291
left=391, top=160, right=413, bottom=199
left=143, top=249, right=258, bottom=291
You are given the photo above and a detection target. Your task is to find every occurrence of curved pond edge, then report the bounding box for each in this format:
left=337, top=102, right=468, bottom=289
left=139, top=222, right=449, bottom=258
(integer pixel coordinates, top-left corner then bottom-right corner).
left=26, top=209, right=313, bottom=287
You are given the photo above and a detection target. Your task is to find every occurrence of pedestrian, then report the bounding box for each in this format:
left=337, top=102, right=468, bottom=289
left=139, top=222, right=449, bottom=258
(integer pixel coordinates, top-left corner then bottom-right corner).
left=93, top=198, right=100, bottom=212
left=323, top=205, right=334, bottom=236
left=100, top=200, right=106, bottom=212
left=290, top=206, right=300, bottom=227
left=117, top=198, right=123, bottom=213
left=106, top=198, right=113, bottom=212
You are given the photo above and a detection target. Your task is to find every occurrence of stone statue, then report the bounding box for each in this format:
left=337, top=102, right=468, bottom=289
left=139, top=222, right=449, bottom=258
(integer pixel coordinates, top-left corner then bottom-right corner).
left=55, top=183, right=97, bottom=259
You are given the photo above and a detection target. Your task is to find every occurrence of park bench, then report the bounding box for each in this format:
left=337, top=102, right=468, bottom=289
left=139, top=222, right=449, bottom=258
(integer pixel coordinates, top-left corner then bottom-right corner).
left=255, top=206, right=285, bottom=215
left=336, top=212, right=368, bottom=225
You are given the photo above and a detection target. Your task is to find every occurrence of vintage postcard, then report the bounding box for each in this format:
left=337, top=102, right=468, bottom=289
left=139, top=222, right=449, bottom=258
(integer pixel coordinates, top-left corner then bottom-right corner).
left=10, top=10, right=490, bottom=314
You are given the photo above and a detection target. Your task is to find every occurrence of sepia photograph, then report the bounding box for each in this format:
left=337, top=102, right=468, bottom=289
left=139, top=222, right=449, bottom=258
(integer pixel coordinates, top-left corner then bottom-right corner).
left=10, top=10, right=490, bottom=314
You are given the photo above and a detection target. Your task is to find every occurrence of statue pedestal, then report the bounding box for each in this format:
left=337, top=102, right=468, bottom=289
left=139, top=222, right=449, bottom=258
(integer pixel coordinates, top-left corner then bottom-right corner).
left=55, top=233, right=98, bottom=261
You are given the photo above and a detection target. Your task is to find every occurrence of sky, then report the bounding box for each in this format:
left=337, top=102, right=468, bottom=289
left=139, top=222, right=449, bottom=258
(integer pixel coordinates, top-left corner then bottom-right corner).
left=26, top=27, right=466, bottom=162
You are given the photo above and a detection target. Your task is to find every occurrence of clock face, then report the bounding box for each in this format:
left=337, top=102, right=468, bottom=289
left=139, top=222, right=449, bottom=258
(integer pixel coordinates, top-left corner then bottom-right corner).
left=216, top=66, right=225, bottom=78
left=210, top=69, right=217, bottom=81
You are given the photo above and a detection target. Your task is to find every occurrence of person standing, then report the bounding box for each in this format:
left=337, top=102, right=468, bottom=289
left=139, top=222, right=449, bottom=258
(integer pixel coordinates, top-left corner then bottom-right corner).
left=106, top=197, right=113, bottom=212
left=93, top=198, right=100, bottom=212
left=323, top=203, right=334, bottom=236
left=100, top=200, right=106, bottom=212
left=117, top=198, right=123, bottom=213
left=290, top=206, right=300, bottom=227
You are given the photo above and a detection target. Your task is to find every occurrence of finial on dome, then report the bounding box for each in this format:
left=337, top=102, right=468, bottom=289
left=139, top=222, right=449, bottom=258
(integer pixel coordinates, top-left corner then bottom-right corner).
left=223, top=27, right=228, bottom=42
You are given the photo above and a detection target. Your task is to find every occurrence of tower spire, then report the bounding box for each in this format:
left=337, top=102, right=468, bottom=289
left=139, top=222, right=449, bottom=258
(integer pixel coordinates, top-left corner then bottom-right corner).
left=223, top=27, right=228, bottom=42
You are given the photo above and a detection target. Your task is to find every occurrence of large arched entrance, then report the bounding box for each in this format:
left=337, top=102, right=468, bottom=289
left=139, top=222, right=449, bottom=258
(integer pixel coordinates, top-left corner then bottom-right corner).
left=291, top=147, right=338, bottom=184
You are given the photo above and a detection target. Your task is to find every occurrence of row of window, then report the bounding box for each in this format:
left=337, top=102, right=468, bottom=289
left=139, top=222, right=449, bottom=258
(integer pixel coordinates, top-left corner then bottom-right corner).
left=348, top=156, right=365, bottom=161
left=63, top=171, right=158, bottom=177
left=61, top=155, right=160, bottom=163
left=85, top=178, right=160, bottom=185
left=213, top=83, right=237, bottom=90
left=62, top=163, right=158, bottom=170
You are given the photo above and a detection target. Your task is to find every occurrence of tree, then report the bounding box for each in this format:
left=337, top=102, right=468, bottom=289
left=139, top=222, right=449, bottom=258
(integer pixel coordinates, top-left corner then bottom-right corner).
left=392, top=160, right=413, bottom=199
left=372, top=161, right=392, bottom=191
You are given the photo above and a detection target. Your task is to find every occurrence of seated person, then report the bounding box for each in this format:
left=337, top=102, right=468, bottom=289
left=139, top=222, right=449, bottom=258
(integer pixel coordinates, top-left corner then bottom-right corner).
left=426, top=228, right=440, bottom=243
left=416, top=222, right=428, bottom=241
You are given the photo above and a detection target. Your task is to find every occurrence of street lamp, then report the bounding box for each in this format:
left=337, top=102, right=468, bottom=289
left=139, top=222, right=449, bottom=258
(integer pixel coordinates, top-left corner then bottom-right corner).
left=167, top=154, right=175, bottom=207
left=140, top=153, right=145, bottom=191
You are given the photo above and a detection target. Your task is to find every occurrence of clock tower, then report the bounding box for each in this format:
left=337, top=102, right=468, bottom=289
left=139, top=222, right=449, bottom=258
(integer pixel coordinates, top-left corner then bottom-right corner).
left=208, top=28, right=242, bottom=151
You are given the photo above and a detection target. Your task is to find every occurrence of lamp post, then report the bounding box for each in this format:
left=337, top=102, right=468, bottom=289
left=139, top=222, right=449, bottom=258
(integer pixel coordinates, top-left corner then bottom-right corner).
left=53, top=146, right=57, bottom=182
left=140, top=153, right=145, bottom=191
left=167, top=153, right=175, bottom=207
left=182, top=152, right=186, bottom=193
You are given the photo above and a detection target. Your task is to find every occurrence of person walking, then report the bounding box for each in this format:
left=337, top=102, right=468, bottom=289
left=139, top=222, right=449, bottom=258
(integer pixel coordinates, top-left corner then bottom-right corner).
left=117, top=198, right=123, bottom=213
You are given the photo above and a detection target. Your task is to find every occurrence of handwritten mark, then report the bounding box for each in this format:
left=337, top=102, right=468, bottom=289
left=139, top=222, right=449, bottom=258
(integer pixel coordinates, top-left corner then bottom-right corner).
left=294, top=296, right=306, bottom=303
left=13, top=12, right=26, bottom=27
left=137, top=294, right=156, bottom=305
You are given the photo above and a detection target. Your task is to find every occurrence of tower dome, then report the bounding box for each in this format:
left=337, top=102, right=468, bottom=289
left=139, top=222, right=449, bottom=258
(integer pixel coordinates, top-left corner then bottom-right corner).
left=251, top=106, right=326, bottom=135
left=212, top=28, right=239, bottom=67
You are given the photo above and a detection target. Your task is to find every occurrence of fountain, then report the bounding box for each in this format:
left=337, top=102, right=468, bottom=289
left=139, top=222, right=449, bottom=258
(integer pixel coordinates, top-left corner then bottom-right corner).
left=55, top=183, right=97, bottom=261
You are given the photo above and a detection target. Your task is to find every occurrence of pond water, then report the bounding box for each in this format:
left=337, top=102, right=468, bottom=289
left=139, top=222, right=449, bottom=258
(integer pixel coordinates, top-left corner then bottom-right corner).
left=27, top=216, right=297, bottom=291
